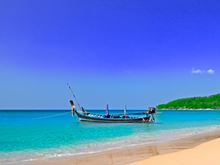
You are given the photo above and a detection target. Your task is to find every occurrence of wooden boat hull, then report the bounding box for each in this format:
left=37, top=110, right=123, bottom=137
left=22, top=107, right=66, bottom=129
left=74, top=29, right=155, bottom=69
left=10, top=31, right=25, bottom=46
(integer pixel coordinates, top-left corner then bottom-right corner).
left=69, top=99, right=155, bottom=123
left=75, top=111, right=152, bottom=123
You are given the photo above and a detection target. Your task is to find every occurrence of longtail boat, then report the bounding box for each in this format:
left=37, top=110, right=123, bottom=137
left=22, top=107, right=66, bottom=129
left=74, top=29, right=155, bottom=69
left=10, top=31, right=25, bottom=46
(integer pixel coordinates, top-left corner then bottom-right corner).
left=69, top=100, right=156, bottom=123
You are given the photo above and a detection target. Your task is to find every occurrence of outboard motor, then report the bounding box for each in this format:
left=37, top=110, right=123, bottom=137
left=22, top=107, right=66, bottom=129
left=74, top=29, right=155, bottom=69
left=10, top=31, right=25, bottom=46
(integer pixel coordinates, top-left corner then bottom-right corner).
left=69, top=100, right=76, bottom=116
left=148, top=107, right=156, bottom=122
left=148, top=107, right=156, bottom=114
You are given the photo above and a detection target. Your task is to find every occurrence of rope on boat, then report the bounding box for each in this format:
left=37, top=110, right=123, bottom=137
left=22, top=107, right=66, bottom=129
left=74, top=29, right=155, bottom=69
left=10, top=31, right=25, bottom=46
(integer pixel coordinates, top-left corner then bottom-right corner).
left=32, top=111, right=71, bottom=120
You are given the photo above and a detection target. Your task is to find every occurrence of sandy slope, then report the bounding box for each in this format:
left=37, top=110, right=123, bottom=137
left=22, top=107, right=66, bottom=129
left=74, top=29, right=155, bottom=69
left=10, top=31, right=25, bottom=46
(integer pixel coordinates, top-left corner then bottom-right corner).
left=129, top=138, right=220, bottom=165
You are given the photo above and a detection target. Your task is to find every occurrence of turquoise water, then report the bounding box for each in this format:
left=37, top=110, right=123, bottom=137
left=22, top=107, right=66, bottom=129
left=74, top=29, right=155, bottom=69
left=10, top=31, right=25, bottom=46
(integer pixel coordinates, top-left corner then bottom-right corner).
left=1, top=110, right=220, bottom=163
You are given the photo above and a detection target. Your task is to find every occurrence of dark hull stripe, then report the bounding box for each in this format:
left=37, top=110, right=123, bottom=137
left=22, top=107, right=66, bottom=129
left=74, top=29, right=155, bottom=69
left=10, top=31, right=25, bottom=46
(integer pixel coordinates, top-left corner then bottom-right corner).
left=80, top=119, right=151, bottom=123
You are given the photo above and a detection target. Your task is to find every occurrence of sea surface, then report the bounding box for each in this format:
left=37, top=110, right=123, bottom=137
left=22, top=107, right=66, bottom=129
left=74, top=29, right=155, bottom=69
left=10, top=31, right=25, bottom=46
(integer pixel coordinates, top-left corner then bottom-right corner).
left=1, top=110, right=220, bottom=164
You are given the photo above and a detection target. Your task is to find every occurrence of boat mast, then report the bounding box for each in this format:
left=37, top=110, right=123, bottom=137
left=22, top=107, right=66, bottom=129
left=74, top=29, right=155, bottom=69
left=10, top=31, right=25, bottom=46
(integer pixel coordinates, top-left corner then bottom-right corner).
left=124, top=105, right=127, bottom=115
left=106, top=104, right=110, bottom=116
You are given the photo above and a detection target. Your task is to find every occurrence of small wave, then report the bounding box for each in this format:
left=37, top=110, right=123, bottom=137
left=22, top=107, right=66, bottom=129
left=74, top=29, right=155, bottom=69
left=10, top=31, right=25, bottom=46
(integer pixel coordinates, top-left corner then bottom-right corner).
left=1, top=124, right=220, bottom=165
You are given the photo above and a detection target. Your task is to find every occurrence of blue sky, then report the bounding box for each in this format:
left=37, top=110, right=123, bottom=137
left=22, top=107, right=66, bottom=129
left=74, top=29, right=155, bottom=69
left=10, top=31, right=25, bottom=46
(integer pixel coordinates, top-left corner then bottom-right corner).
left=0, top=0, right=220, bottom=109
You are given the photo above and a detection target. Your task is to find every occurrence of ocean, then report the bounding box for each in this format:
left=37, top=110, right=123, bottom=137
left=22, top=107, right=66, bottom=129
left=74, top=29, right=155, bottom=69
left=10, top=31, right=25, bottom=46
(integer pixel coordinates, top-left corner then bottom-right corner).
left=1, top=110, right=220, bottom=164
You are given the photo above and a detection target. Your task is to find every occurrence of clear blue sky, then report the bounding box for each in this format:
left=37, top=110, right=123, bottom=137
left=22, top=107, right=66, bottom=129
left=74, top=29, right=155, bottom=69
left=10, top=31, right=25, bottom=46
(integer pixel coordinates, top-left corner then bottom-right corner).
left=0, top=0, right=220, bottom=109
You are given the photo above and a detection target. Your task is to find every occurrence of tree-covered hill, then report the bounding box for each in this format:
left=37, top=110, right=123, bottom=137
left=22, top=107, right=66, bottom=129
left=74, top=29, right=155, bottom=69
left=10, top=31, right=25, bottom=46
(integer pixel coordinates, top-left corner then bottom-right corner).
left=157, top=94, right=220, bottom=110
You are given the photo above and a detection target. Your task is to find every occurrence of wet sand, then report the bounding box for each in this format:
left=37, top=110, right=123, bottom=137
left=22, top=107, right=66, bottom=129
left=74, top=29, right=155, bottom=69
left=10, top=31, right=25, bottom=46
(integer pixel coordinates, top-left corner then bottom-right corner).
left=25, top=130, right=220, bottom=165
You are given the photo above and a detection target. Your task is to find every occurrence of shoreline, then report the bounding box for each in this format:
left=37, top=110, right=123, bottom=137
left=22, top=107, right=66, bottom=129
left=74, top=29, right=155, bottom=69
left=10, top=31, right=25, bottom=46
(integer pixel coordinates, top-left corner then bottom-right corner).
left=22, top=128, right=220, bottom=165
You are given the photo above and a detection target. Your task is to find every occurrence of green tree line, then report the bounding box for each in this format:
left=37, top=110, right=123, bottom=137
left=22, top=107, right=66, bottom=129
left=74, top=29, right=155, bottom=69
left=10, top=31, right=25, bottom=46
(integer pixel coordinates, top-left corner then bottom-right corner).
left=157, top=94, right=220, bottom=110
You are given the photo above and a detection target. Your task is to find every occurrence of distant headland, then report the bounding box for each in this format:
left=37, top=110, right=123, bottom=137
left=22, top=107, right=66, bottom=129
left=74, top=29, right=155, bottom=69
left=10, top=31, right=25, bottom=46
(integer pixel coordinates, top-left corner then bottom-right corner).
left=157, top=94, right=220, bottom=110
